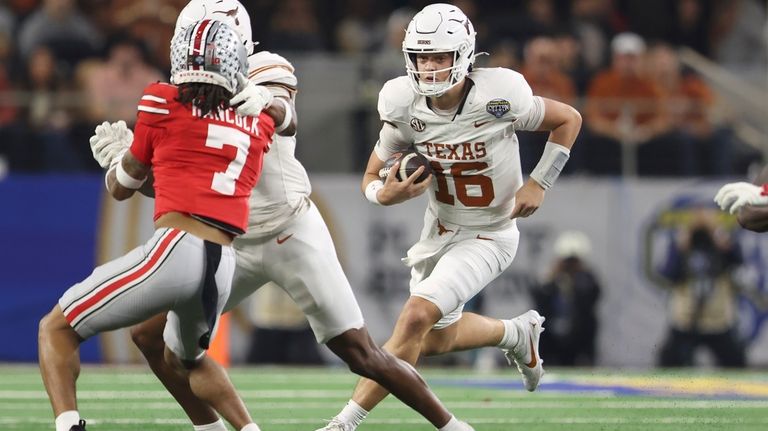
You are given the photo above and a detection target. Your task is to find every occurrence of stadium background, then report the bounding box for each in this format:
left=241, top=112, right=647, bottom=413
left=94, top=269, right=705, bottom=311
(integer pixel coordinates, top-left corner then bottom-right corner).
left=1, top=0, right=767, bottom=370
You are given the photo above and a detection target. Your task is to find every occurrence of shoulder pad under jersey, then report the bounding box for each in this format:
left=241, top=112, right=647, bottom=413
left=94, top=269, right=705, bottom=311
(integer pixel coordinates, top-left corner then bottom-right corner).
left=471, top=67, right=534, bottom=117
left=377, top=76, right=415, bottom=124
left=247, top=51, right=297, bottom=91
left=136, top=82, right=177, bottom=126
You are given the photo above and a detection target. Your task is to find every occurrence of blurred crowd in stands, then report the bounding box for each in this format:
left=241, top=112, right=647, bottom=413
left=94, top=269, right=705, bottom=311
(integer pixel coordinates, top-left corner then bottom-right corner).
left=0, top=0, right=766, bottom=175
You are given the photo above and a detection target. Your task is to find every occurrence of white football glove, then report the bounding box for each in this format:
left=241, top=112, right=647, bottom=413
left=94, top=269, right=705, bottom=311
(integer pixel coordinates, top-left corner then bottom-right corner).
left=230, top=73, right=273, bottom=117
left=90, top=120, right=133, bottom=169
left=714, top=182, right=768, bottom=214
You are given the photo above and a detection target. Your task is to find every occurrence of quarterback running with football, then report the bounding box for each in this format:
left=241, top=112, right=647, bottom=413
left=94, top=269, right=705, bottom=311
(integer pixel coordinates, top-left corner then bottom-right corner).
left=317, top=3, right=582, bottom=430
left=92, top=2, right=475, bottom=431
left=38, top=20, right=274, bottom=431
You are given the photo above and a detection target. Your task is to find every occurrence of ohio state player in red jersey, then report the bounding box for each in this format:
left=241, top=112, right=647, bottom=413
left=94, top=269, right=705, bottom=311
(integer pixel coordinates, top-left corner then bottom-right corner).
left=131, top=81, right=272, bottom=233
left=37, top=21, right=270, bottom=431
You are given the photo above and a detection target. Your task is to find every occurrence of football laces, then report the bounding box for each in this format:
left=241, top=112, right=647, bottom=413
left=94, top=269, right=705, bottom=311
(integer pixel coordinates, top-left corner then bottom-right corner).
left=378, top=166, right=391, bottom=180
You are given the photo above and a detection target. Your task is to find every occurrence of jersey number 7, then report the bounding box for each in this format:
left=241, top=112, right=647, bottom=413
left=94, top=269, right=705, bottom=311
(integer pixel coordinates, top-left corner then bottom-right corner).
left=205, top=123, right=253, bottom=195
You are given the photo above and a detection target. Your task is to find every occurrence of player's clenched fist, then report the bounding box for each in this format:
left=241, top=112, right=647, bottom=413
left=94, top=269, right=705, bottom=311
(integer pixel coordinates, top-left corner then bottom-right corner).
left=89, top=120, right=133, bottom=168
left=714, top=182, right=768, bottom=214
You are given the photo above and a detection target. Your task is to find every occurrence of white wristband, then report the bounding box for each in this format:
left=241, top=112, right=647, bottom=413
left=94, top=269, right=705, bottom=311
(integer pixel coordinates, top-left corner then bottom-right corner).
left=273, top=98, right=293, bottom=133
left=530, top=141, right=570, bottom=190
left=365, top=180, right=384, bottom=205
left=115, top=158, right=146, bottom=189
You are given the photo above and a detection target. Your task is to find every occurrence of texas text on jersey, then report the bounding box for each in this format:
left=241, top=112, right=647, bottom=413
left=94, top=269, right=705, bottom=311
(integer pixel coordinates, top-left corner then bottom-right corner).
left=131, top=82, right=276, bottom=234
left=375, top=67, right=546, bottom=229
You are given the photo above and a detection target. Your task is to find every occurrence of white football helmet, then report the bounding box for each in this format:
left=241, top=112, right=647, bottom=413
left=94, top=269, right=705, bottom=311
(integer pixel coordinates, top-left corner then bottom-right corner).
left=402, top=3, right=476, bottom=97
left=175, top=0, right=255, bottom=55
left=170, top=20, right=247, bottom=94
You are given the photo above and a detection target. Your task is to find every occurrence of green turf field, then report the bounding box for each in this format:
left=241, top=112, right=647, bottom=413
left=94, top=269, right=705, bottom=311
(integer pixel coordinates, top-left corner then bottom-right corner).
left=1, top=365, right=767, bottom=430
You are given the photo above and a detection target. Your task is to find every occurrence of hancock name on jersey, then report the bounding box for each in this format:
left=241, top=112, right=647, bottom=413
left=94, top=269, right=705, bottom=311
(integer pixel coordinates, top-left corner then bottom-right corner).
left=422, top=142, right=486, bottom=160
left=191, top=105, right=262, bottom=135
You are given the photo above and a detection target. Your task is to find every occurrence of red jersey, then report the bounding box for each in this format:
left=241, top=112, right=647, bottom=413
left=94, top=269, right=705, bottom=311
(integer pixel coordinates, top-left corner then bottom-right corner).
left=130, top=82, right=275, bottom=234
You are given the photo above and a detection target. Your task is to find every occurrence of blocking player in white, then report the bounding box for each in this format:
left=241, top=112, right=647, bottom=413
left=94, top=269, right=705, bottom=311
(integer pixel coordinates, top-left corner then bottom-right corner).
left=91, top=2, right=475, bottom=431
left=39, top=20, right=275, bottom=431
left=316, top=3, right=582, bottom=430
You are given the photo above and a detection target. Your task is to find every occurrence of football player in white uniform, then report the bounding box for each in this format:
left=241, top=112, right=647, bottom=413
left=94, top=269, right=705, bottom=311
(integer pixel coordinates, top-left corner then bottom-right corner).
left=91, top=2, right=474, bottom=431
left=316, top=3, right=582, bottom=431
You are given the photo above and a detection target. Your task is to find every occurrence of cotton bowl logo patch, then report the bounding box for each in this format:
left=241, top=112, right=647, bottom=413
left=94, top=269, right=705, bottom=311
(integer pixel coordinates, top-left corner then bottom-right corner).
left=410, top=117, right=426, bottom=132
left=486, top=99, right=511, bottom=118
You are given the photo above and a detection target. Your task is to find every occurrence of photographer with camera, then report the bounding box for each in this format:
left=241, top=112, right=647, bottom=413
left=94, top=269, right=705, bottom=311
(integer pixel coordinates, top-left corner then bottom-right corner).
left=657, top=210, right=746, bottom=368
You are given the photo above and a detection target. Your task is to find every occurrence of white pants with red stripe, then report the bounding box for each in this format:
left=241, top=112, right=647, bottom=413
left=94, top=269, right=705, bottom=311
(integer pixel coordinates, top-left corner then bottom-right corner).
left=59, top=228, right=235, bottom=361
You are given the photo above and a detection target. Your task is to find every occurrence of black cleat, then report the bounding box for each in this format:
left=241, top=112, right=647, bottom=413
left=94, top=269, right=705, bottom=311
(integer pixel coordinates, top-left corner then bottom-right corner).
left=69, top=419, right=87, bottom=430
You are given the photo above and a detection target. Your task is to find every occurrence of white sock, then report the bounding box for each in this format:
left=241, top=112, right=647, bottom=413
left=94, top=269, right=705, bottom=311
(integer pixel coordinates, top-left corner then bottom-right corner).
left=497, top=319, right=520, bottom=350
left=55, top=410, right=80, bottom=431
left=335, top=400, right=368, bottom=430
left=192, top=418, right=227, bottom=431
left=239, top=424, right=261, bottom=431
left=438, top=415, right=473, bottom=431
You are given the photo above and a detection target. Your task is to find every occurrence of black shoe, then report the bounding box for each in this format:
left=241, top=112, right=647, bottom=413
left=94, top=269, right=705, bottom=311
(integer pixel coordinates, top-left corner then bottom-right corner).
left=69, top=419, right=86, bottom=430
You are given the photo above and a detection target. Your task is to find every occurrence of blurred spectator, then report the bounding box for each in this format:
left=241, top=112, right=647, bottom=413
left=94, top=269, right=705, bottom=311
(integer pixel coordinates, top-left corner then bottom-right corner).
left=532, top=231, right=601, bottom=366
left=265, top=0, right=325, bottom=52
left=498, top=0, right=560, bottom=46
left=110, top=0, right=185, bottom=72
left=367, top=6, right=415, bottom=86
left=7, top=0, right=39, bottom=18
left=0, top=26, right=19, bottom=169
left=0, top=2, right=15, bottom=37
left=711, top=0, right=767, bottom=80
left=76, top=34, right=162, bottom=125
left=552, top=29, right=592, bottom=95
left=569, top=0, right=618, bottom=74
left=669, top=0, right=714, bottom=57
left=485, top=40, right=520, bottom=70
left=17, top=0, right=102, bottom=73
left=0, top=19, right=17, bottom=127
left=584, top=32, right=693, bottom=176
left=520, top=37, right=577, bottom=103
left=335, top=0, right=386, bottom=54
left=231, top=283, right=325, bottom=365
left=657, top=210, right=746, bottom=368
left=14, top=46, right=83, bottom=171
left=645, top=43, right=738, bottom=176
left=518, top=36, right=578, bottom=173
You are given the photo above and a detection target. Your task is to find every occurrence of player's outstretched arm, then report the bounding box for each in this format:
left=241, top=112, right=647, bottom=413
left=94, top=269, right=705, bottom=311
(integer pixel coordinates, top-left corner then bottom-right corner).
left=362, top=151, right=430, bottom=206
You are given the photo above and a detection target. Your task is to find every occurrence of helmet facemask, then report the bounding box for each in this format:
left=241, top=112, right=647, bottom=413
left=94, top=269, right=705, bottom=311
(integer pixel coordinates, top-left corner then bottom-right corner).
left=402, top=3, right=476, bottom=97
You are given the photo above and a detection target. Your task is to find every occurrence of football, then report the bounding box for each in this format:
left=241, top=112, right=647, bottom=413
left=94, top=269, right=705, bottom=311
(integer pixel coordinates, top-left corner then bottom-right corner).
left=379, top=150, right=433, bottom=183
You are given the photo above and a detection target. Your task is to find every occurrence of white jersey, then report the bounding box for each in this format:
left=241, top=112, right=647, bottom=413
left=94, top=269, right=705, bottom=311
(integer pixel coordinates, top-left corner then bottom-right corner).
left=375, top=68, right=545, bottom=230
left=242, top=51, right=311, bottom=237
